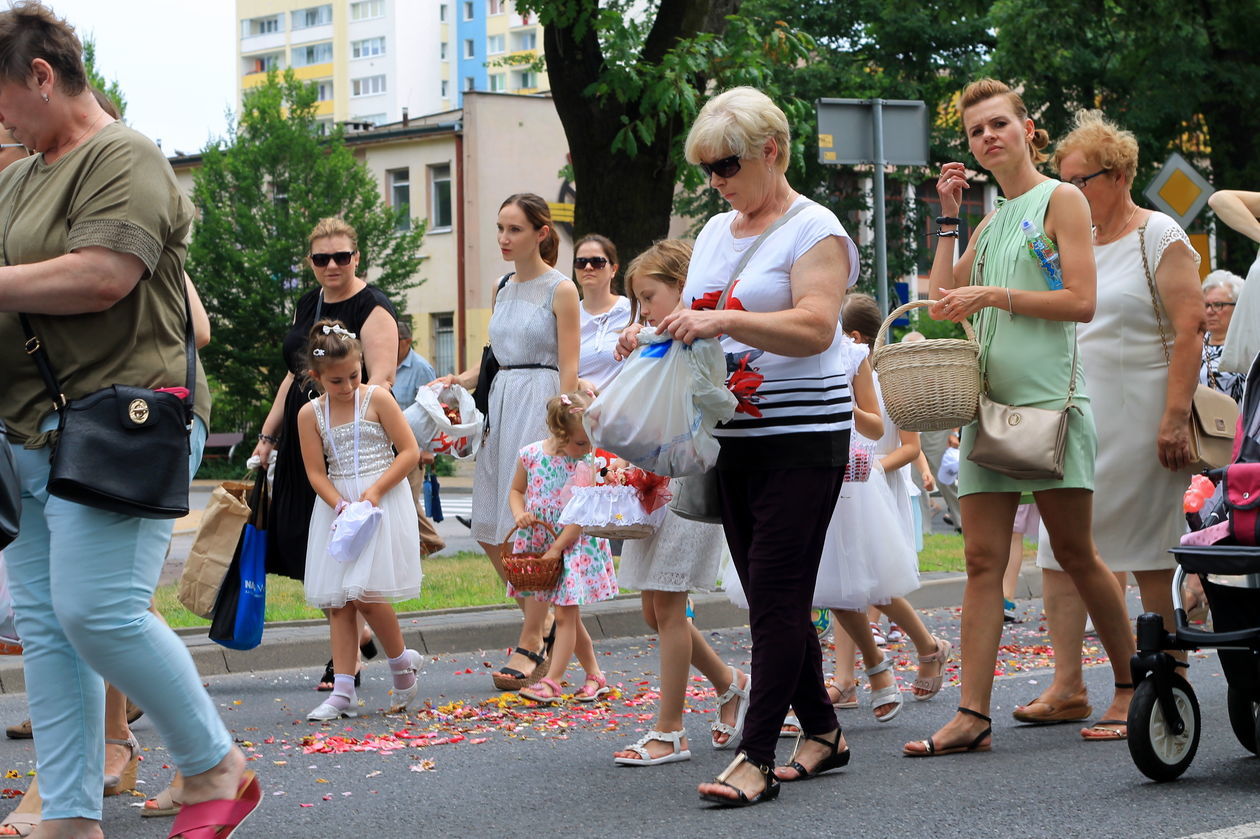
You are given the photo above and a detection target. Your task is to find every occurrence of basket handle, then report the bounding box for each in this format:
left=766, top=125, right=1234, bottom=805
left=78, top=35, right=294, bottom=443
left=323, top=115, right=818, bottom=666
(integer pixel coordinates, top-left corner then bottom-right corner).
left=873, top=300, right=977, bottom=351
left=500, top=518, right=561, bottom=554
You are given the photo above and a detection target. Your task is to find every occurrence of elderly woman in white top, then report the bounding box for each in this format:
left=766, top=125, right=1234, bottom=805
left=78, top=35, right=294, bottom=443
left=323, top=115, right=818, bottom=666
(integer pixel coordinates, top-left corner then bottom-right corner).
left=575, top=233, right=631, bottom=393
left=1200, top=269, right=1248, bottom=403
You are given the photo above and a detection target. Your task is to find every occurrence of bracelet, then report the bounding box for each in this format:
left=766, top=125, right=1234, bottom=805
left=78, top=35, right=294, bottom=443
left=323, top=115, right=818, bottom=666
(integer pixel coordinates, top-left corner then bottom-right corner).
left=258, top=432, right=279, bottom=444
left=1006, top=287, right=1015, bottom=318
left=934, top=229, right=959, bottom=238
left=935, top=216, right=961, bottom=226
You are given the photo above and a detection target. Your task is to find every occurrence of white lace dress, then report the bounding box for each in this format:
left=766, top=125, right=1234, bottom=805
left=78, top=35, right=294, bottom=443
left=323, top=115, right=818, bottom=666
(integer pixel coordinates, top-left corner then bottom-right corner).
left=304, top=386, right=422, bottom=608
left=1038, top=213, right=1195, bottom=572
left=617, top=507, right=725, bottom=593
left=471, top=270, right=565, bottom=546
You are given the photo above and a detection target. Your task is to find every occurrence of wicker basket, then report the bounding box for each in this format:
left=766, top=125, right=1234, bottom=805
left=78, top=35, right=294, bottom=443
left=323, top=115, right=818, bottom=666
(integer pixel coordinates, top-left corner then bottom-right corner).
left=871, top=300, right=981, bottom=432
left=501, top=521, right=562, bottom=591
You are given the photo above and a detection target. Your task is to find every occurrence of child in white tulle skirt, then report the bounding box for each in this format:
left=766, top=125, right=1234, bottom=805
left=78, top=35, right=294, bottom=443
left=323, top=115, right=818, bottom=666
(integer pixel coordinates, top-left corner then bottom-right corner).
left=297, top=320, right=424, bottom=722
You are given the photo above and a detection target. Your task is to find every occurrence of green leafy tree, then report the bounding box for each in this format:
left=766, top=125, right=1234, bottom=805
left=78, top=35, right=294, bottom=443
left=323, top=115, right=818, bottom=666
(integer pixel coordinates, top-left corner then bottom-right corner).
left=517, top=0, right=813, bottom=261
left=188, top=70, right=425, bottom=433
left=82, top=38, right=126, bottom=119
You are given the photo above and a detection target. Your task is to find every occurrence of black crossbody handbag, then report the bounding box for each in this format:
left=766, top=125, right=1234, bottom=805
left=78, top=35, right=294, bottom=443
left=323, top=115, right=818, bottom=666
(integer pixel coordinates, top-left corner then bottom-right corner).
left=19, top=289, right=196, bottom=519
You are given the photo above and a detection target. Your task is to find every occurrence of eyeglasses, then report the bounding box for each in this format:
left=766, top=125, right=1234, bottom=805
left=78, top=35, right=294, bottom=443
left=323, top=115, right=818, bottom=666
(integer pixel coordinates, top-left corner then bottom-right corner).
left=310, top=251, right=355, bottom=267
left=1069, top=169, right=1108, bottom=189
left=699, top=155, right=742, bottom=179
left=574, top=256, right=609, bottom=270
left=1205, top=301, right=1236, bottom=311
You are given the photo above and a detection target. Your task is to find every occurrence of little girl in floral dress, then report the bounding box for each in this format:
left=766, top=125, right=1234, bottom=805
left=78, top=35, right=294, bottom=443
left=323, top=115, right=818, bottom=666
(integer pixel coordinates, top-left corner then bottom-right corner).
left=511, top=390, right=618, bottom=703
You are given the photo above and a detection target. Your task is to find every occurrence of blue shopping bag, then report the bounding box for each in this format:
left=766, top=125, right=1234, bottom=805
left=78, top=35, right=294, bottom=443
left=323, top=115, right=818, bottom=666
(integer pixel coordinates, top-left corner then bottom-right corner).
left=209, top=478, right=268, bottom=650
left=424, top=470, right=443, bottom=522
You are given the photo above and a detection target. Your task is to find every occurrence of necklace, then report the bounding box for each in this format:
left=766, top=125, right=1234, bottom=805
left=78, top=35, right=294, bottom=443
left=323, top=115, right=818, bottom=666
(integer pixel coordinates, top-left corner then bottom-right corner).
left=44, top=110, right=108, bottom=161
left=1094, top=203, right=1139, bottom=244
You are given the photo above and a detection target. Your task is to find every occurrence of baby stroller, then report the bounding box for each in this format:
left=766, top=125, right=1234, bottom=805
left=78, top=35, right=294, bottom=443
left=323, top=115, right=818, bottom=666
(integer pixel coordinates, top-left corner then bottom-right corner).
left=1127, top=351, right=1260, bottom=782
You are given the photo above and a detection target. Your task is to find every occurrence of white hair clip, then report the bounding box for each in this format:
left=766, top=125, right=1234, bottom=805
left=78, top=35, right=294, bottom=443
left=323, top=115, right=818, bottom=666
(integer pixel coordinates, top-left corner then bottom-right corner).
left=312, top=348, right=326, bottom=356
left=321, top=324, right=357, bottom=339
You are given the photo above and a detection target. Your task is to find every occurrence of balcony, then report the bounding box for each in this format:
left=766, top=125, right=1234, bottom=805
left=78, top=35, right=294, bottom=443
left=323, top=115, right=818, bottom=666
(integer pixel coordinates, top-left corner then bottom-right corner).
left=240, top=30, right=285, bottom=52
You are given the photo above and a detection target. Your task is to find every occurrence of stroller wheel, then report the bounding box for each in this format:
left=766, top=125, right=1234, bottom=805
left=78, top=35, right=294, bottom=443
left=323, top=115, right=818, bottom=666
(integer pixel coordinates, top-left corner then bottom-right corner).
left=1226, top=686, right=1259, bottom=755
left=1128, top=674, right=1201, bottom=782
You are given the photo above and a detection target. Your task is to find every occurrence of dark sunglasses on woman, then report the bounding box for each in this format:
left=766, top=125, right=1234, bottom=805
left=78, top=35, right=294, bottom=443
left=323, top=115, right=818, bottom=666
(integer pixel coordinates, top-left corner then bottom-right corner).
left=310, top=251, right=356, bottom=267
left=574, top=256, right=609, bottom=269
left=699, top=155, right=741, bottom=179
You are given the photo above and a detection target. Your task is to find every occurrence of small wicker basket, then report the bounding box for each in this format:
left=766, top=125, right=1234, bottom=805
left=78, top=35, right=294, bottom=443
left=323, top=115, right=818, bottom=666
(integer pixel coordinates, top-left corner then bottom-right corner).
left=501, top=521, right=562, bottom=591
left=871, top=300, right=981, bottom=432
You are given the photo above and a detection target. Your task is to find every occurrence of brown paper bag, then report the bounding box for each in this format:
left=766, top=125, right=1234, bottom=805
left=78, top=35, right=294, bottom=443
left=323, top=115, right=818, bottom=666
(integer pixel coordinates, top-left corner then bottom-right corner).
left=178, top=480, right=253, bottom=618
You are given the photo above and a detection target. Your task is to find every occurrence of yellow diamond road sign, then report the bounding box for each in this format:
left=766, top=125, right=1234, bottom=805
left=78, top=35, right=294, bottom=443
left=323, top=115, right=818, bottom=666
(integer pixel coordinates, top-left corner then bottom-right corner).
left=1144, top=152, right=1213, bottom=229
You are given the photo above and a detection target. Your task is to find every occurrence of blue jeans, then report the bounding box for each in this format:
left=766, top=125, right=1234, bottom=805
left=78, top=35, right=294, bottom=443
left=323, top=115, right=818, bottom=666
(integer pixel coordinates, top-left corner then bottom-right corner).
left=5, top=416, right=231, bottom=820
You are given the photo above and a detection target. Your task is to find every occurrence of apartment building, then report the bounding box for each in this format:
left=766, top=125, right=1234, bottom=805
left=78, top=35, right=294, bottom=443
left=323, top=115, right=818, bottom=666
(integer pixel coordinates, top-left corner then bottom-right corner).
left=236, top=0, right=547, bottom=130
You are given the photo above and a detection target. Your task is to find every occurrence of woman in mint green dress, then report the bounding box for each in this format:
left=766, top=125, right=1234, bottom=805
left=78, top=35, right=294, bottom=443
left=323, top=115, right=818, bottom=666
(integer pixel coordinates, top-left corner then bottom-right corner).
left=902, top=79, right=1137, bottom=758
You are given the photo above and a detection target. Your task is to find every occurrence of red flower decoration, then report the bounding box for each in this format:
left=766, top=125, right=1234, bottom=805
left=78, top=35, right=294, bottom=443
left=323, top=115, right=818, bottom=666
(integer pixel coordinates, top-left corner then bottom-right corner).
left=728, top=355, right=764, bottom=417
left=692, top=286, right=745, bottom=312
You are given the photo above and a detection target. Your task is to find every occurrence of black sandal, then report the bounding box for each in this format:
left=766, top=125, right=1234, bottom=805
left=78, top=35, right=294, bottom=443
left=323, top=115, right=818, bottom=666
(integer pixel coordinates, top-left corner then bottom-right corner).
left=779, top=728, right=850, bottom=781
left=904, top=706, right=992, bottom=757
left=315, top=660, right=362, bottom=692
left=360, top=638, right=379, bottom=661
left=491, top=647, right=547, bottom=691
left=700, top=752, right=781, bottom=808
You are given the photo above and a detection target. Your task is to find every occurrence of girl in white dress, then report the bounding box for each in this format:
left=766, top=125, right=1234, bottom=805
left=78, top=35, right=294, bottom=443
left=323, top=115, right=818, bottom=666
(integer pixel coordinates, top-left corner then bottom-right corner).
left=298, top=321, right=424, bottom=721
left=608, top=240, right=749, bottom=767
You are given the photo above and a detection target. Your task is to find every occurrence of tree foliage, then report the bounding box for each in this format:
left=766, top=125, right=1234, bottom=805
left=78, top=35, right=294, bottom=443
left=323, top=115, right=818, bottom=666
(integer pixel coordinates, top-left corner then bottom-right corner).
left=82, top=39, right=126, bottom=119
left=187, top=71, right=425, bottom=433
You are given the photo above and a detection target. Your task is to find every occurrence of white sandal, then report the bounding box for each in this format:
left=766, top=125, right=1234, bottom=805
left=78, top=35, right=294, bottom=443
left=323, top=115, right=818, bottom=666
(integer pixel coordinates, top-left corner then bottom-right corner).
left=613, top=729, right=691, bottom=766
left=865, top=656, right=903, bottom=723
left=711, top=668, right=750, bottom=750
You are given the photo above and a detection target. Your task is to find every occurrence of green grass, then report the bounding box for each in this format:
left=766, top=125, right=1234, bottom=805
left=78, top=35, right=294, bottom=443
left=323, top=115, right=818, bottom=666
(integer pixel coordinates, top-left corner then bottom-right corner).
left=155, top=551, right=512, bottom=628
left=917, top=532, right=1035, bottom=573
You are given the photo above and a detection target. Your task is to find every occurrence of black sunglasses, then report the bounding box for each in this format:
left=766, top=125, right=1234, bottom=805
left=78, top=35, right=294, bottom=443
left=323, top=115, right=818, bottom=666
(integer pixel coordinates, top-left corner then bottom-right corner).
left=310, top=250, right=355, bottom=267
left=699, top=155, right=741, bottom=179
left=574, top=256, right=609, bottom=269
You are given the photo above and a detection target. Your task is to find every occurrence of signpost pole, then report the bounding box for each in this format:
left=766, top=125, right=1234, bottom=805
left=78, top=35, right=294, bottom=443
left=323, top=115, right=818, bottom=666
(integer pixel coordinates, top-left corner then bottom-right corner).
left=870, top=99, right=889, bottom=316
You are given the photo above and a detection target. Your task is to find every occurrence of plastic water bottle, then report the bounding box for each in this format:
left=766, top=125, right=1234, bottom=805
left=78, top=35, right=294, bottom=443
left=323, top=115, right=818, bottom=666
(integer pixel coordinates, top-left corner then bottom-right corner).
left=1021, top=220, right=1064, bottom=290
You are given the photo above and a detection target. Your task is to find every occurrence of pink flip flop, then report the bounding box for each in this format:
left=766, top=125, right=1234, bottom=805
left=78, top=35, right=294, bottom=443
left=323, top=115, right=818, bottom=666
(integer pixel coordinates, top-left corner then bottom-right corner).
left=166, top=771, right=260, bottom=839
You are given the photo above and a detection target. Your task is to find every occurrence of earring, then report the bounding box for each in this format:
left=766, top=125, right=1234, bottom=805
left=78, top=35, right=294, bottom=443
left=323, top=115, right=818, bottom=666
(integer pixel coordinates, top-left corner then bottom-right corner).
left=41, top=93, right=48, bottom=103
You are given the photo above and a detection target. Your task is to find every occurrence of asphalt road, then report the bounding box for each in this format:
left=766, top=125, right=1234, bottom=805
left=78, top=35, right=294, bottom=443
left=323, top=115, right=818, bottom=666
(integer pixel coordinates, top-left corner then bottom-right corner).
left=0, top=606, right=1255, bottom=839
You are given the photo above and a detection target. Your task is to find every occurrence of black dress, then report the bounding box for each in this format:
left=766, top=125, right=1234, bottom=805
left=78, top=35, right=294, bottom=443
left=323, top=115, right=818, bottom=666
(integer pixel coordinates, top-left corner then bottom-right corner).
left=266, top=284, right=397, bottom=581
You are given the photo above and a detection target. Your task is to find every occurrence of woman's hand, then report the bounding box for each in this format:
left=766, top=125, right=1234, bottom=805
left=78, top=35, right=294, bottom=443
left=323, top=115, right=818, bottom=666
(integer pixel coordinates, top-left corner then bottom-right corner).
left=1156, top=411, right=1193, bottom=472
left=514, top=510, right=539, bottom=530
left=937, top=162, right=969, bottom=217
left=250, top=438, right=275, bottom=465
left=430, top=374, right=461, bottom=389
left=614, top=323, right=644, bottom=361
left=658, top=308, right=725, bottom=345
left=930, top=286, right=997, bottom=322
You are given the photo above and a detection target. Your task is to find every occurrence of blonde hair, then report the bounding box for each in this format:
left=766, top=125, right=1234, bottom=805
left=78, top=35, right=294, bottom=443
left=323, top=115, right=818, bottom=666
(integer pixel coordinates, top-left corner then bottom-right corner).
left=624, top=239, right=692, bottom=325
left=306, top=319, right=363, bottom=377
left=1051, top=109, right=1139, bottom=184
left=685, top=86, right=791, bottom=174
left=958, top=78, right=1049, bottom=165
left=308, top=216, right=359, bottom=252
left=545, top=390, right=593, bottom=444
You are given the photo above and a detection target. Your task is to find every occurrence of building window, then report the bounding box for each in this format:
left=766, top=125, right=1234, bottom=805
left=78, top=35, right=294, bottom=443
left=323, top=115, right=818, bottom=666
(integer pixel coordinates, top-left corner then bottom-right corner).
left=429, top=164, right=452, bottom=230
left=292, top=42, right=333, bottom=67
left=487, top=0, right=505, bottom=13
left=487, top=34, right=505, bottom=54
left=463, top=1, right=474, bottom=20
left=510, top=30, right=537, bottom=51
left=439, top=3, right=448, bottom=22
left=241, top=15, right=283, bottom=37
left=440, top=79, right=449, bottom=98
left=463, top=39, right=475, bottom=59
left=388, top=169, right=411, bottom=231
left=246, top=52, right=283, bottom=74
left=315, top=79, right=333, bottom=101
left=489, top=73, right=505, bottom=92
left=432, top=313, right=455, bottom=377
left=351, top=75, right=387, bottom=97
left=292, top=4, right=332, bottom=29
left=353, top=113, right=386, bottom=127
left=352, top=37, right=385, bottom=59
left=516, top=70, right=536, bottom=89
left=350, top=0, right=385, bottom=20
left=440, top=41, right=448, bottom=60
left=464, top=76, right=475, bottom=91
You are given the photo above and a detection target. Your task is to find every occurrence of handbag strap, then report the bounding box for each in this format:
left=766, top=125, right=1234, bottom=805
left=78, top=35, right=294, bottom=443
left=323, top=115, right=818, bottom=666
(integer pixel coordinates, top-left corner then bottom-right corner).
left=716, top=199, right=813, bottom=311
left=1136, top=223, right=1222, bottom=390
left=19, top=282, right=197, bottom=422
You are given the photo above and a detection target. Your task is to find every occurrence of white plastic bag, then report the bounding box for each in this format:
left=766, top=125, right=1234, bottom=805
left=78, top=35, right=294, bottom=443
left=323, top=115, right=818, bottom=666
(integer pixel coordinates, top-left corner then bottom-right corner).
left=328, top=501, right=383, bottom=564
left=403, top=383, right=483, bottom=460
left=585, top=327, right=737, bottom=476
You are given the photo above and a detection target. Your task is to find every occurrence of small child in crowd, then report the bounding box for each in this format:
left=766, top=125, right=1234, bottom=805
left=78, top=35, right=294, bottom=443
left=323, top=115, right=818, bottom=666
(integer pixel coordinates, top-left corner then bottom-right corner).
left=511, top=391, right=619, bottom=703
left=297, top=320, right=425, bottom=721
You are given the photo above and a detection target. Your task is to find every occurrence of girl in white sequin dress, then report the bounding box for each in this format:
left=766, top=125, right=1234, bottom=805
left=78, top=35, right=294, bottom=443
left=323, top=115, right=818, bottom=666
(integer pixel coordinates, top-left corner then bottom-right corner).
left=297, top=321, right=424, bottom=721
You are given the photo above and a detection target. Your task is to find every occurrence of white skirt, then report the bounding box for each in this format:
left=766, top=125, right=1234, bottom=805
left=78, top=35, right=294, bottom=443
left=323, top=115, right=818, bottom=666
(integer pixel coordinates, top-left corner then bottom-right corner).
left=618, top=509, right=724, bottom=592
left=304, top=471, right=422, bottom=609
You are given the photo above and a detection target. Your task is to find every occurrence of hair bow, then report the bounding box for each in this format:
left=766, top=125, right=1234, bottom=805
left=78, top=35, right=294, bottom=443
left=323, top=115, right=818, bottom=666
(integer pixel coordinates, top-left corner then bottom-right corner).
left=312, top=348, right=327, bottom=356
left=559, top=394, right=583, bottom=415
left=322, top=324, right=357, bottom=339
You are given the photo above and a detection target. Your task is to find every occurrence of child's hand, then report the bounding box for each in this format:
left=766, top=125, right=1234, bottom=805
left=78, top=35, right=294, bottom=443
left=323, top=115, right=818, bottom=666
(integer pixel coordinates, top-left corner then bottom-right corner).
left=514, top=511, right=539, bottom=530
left=614, top=323, right=644, bottom=361
left=359, top=489, right=382, bottom=508
left=334, top=498, right=349, bottom=515
left=921, top=470, right=936, bottom=492
left=541, top=546, right=563, bottom=563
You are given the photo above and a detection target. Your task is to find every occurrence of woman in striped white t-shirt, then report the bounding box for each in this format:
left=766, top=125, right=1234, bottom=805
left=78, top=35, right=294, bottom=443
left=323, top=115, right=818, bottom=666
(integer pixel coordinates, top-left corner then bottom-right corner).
left=659, top=86, right=859, bottom=808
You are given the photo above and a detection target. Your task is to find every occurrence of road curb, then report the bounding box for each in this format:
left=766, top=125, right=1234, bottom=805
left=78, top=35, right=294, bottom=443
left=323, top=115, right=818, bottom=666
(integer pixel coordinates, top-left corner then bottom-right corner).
left=0, top=565, right=1044, bottom=694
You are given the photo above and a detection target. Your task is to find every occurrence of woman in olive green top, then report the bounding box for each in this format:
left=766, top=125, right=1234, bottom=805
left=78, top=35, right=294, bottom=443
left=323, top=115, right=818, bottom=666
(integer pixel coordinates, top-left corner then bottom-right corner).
left=902, top=79, right=1136, bottom=759
left=0, top=4, right=256, bottom=837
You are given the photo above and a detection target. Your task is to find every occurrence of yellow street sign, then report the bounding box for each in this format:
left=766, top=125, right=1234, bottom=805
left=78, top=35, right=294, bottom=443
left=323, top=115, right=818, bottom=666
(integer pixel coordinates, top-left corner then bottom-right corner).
left=1144, top=152, right=1213, bottom=229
